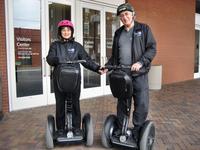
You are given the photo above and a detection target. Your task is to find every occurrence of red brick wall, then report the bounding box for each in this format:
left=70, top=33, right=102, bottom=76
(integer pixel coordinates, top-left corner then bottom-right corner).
left=0, top=0, right=9, bottom=112
left=128, top=0, right=196, bottom=84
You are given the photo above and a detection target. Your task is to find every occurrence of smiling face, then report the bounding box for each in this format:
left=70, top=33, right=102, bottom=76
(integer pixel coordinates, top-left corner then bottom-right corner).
left=119, top=10, right=135, bottom=29
left=60, top=26, right=72, bottom=40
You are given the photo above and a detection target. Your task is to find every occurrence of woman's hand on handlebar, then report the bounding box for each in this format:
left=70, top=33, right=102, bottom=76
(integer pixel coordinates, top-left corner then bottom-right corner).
left=103, top=67, right=109, bottom=74
left=98, top=66, right=108, bottom=75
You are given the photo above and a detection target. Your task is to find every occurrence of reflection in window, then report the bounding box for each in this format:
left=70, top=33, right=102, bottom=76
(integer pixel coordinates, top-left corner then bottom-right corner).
left=49, top=3, right=71, bottom=43
left=48, top=3, right=71, bottom=93
left=83, top=8, right=101, bottom=88
left=13, top=0, right=42, bottom=97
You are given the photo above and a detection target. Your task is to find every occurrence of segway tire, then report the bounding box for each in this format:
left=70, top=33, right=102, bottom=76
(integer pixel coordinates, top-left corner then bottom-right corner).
left=82, top=113, right=93, bottom=146
left=46, top=115, right=55, bottom=149
left=101, top=114, right=117, bottom=148
left=139, top=120, right=155, bottom=150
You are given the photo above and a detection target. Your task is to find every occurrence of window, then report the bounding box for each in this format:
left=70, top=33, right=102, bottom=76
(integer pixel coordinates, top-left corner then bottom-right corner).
left=13, top=0, right=42, bottom=97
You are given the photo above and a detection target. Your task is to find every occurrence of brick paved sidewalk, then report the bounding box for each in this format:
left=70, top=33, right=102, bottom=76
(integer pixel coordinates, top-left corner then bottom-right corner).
left=0, top=79, right=200, bottom=150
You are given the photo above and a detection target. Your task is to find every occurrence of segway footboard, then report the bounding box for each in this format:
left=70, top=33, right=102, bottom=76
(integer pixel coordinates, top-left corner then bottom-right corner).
left=110, top=130, right=138, bottom=149
left=56, top=134, right=83, bottom=143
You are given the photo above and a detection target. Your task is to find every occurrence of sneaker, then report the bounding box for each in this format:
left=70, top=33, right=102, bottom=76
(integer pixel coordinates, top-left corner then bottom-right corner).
left=73, top=128, right=82, bottom=136
left=57, top=129, right=65, bottom=135
left=114, top=128, right=122, bottom=136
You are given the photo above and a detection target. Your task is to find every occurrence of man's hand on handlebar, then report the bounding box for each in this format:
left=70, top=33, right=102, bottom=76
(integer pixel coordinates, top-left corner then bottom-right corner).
left=131, top=62, right=143, bottom=72
left=101, top=62, right=143, bottom=73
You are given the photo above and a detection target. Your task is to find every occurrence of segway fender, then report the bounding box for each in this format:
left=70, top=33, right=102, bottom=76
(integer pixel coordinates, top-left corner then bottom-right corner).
left=82, top=113, right=93, bottom=146
left=46, top=115, right=55, bottom=149
left=101, top=114, right=117, bottom=148
left=139, top=120, right=156, bottom=150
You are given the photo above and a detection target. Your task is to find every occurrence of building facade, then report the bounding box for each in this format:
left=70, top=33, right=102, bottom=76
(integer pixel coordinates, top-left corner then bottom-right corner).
left=129, top=0, right=197, bottom=83
left=0, top=0, right=199, bottom=112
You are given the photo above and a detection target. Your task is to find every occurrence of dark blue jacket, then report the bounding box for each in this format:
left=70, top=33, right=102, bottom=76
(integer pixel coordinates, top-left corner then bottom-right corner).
left=46, top=40, right=100, bottom=79
left=106, top=21, right=156, bottom=77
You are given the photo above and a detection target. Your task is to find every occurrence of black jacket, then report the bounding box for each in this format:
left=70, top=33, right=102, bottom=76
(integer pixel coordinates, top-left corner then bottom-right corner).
left=46, top=40, right=100, bottom=78
left=106, top=21, right=156, bottom=76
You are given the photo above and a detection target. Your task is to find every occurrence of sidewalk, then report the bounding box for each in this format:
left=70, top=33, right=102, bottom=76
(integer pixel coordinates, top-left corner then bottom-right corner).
left=0, top=79, right=200, bottom=150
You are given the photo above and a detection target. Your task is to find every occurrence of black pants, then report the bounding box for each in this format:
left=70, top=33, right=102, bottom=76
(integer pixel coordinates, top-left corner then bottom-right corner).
left=117, top=74, right=149, bottom=128
left=53, top=78, right=81, bottom=130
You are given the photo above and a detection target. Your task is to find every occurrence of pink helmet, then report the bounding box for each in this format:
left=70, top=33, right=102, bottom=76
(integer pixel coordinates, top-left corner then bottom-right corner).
left=57, top=20, right=74, bottom=29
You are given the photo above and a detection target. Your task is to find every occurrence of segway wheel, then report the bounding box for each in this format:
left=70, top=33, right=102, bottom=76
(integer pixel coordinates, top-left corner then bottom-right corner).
left=82, top=113, right=93, bottom=146
left=139, top=120, right=156, bottom=150
left=45, top=115, right=55, bottom=149
left=101, top=114, right=117, bottom=148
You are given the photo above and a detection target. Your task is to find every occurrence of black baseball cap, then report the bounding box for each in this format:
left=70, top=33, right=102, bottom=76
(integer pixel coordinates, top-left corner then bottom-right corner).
left=117, top=3, right=134, bottom=16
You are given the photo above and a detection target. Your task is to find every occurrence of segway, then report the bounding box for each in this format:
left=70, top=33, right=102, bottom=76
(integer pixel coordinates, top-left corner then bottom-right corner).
left=102, top=65, right=155, bottom=150
left=45, top=60, right=93, bottom=149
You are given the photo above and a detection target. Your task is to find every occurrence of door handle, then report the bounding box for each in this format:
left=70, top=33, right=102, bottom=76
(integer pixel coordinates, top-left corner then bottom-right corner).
left=105, top=56, right=108, bottom=64
left=101, top=56, right=108, bottom=66
left=101, top=56, right=104, bottom=66
left=43, top=57, right=46, bottom=77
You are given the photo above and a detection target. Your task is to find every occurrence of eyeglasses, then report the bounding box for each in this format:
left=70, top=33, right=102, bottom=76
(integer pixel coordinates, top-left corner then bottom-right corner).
left=119, top=11, right=133, bottom=18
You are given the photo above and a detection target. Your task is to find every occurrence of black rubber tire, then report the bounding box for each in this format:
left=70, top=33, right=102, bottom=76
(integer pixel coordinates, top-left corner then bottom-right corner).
left=101, top=114, right=117, bottom=148
left=82, top=113, right=93, bottom=146
left=139, top=120, right=156, bottom=150
left=45, top=115, right=55, bottom=149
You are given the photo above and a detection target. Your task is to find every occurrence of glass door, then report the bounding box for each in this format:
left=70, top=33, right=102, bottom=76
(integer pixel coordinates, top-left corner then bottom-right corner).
left=80, top=2, right=120, bottom=98
left=46, top=0, right=74, bottom=104
left=195, top=14, right=200, bottom=78
left=81, top=5, right=103, bottom=98
left=194, top=29, right=200, bottom=78
left=82, top=8, right=101, bottom=88
left=105, top=10, right=120, bottom=93
left=7, top=0, right=74, bottom=110
left=10, top=0, right=46, bottom=110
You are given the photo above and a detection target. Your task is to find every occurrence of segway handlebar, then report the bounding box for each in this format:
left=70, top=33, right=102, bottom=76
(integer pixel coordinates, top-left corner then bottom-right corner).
left=104, top=64, right=147, bottom=77
left=60, top=60, right=86, bottom=64
left=104, top=64, right=131, bottom=70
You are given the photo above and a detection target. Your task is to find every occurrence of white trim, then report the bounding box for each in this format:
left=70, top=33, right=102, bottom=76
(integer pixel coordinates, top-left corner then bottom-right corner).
left=195, top=13, right=200, bottom=79
left=5, top=0, right=15, bottom=111
left=41, top=0, right=49, bottom=105
left=44, top=0, right=54, bottom=105
left=80, top=0, right=124, bottom=8
left=195, top=13, right=200, bottom=26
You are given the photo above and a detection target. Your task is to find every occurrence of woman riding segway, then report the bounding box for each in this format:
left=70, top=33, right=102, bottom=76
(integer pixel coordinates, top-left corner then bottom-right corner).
left=46, top=20, right=104, bottom=148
